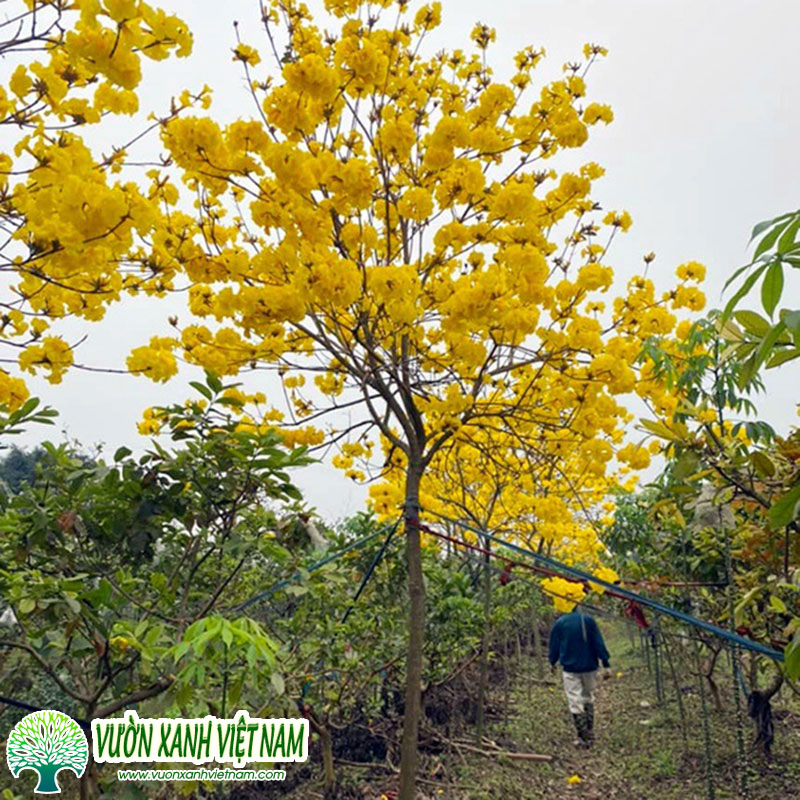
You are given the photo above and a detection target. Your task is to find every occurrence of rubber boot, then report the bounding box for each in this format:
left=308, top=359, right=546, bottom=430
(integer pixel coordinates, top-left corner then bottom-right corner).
left=571, top=713, right=589, bottom=747
left=584, top=703, right=595, bottom=747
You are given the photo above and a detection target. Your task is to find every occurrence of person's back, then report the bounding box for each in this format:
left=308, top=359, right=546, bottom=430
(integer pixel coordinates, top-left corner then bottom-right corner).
left=549, top=610, right=609, bottom=673
left=548, top=609, right=610, bottom=747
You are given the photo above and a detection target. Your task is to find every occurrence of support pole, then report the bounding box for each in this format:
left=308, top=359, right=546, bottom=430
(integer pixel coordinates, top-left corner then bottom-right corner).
left=531, top=601, right=545, bottom=680
left=694, top=636, right=716, bottom=800
left=660, top=626, right=688, bottom=753
left=653, top=618, right=664, bottom=704
left=723, top=520, right=748, bottom=799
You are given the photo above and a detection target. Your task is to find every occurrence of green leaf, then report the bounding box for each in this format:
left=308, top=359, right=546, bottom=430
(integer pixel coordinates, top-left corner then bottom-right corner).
left=18, top=397, right=40, bottom=418
left=785, top=629, right=800, bottom=681
left=734, top=586, right=761, bottom=621
left=777, top=217, right=800, bottom=254
left=738, top=320, right=790, bottom=388
left=221, top=623, right=233, bottom=648
left=723, top=262, right=758, bottom=293
left=114, top=446, right=132, bottom=462
left=216, top=396, right=244, bottom=408
left=750, top=451, right=776, bottom=477
left=673, top=452, right=700, bottom=480
left=64, top=596, right=81, bottom=614
left=721, top=261, right=769, bottom=323
left=85, top=579, right=113, bottom=607
left=754, top=218, right=791, bottom=259
left=768, top=484, right=800, bottom=530
left=769, top=595, right=787, bottom=614
left=189, top=381, right=213, bottom=400
left=785, top=310, right=800, bottom=331
left=638, top=418, right=679, bottom=441
left=172, top=641, right=190, bottom=660
left=749, top=212, right=793, bottom=242
left=785, top=309, right=800, bottom=347
left=206, top=372, right=223, bottom=393
left=733, top=310, right=771, bottom=337
left=18, top=597, right=35, bottom=615
left=761, top=262, right=784, bottom=317
left=270, top=671, right=285, bottom=695
left=766, top=347, right=800, bottom=368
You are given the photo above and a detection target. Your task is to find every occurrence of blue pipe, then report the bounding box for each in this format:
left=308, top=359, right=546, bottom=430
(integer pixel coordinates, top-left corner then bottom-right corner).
left=429, top=511, right=785, bottom=662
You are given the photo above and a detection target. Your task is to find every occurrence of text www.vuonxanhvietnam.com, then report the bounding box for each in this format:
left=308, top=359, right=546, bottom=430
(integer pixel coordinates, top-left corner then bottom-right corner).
left=116, top=768, right=286, bottom=782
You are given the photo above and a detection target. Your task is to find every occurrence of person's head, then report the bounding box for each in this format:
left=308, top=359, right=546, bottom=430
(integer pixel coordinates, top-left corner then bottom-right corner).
left=573, top=603, right=591, bottom=617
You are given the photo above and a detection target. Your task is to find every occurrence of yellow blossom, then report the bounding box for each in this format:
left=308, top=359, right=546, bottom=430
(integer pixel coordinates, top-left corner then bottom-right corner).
left=233, top=44, right=261, bottom=67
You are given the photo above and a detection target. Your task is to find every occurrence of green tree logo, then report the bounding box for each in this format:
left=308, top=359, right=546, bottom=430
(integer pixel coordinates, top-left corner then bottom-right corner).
left=6, top=710, right=89, bottom=794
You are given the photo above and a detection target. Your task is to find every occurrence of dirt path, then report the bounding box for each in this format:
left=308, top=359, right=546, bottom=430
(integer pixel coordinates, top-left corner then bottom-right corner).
left=242, top=620, right=800, bottom=799
left=444, top=621, right=800, bottom=800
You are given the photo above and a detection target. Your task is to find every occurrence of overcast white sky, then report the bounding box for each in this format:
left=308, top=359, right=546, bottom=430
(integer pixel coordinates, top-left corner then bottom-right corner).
left=8, top=0, right=800, bottom=520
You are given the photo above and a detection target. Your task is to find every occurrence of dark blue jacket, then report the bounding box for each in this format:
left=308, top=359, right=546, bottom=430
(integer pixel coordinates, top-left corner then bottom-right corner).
left=548, top=611, right=610, bottom=673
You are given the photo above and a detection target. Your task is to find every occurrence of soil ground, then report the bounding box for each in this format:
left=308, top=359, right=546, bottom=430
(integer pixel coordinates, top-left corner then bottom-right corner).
left=271, top=619, right=800, bottom=799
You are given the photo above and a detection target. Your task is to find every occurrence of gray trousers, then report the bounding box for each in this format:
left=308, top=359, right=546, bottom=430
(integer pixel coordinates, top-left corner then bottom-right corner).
left=562, top=669, right=597, bottom=714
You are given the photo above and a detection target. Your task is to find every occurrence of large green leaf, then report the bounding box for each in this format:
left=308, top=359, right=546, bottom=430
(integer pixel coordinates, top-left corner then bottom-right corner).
left=734, top=310, right=771, bottom=337
left=766, top=347, right=800, bottom=368
left=638, top=418, right=679, bottom=441
left=761, top=261, right=784, bottom=317
left=754, top=218, right=792, bottom=259
left=742, top=320, right=789, bottom=386
left=768, top=484, right=800, bottom=530
left=749, top=212, right=794, bottom=242
left=777, top=217, right=800, bottom=254
left=673, top=451, right=700, bottom=480
left=721, top=261, right=769, bottom=323
left=750, top=451, right=776, bottom=477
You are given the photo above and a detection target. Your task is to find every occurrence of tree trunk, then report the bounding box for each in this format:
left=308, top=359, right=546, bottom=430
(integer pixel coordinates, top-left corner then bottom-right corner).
left=398, top=463, right=425, bottom=800
left=81, top=705, right=100, bottom=800
left=706, top=672, right=723, bottom=713
left=306, top=709, right=336, bottom=798
left=319, top=724, right=336, bottom=798
left=475, top=538, right=491, bottom=745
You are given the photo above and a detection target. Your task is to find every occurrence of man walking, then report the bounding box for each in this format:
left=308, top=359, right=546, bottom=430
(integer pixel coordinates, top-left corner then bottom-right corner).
left=548, top=605, right=611, bottom=747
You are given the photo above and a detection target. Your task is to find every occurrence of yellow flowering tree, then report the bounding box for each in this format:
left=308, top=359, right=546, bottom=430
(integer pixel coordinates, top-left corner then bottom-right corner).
left=0, top=0, right=194, bottom=416
left=104, top=1, right=700, bottom=794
